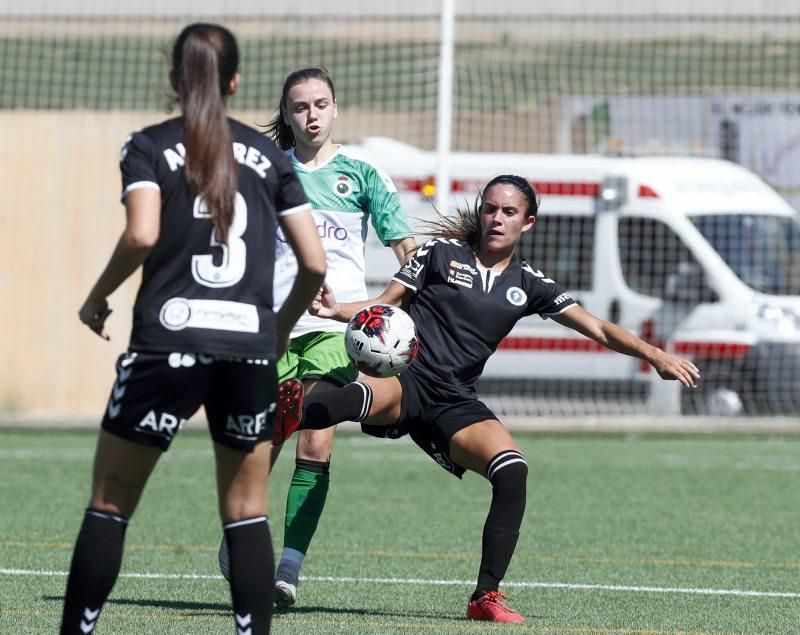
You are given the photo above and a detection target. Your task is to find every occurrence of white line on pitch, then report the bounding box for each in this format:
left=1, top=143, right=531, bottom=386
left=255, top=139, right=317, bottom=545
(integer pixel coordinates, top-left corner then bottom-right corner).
left=2, top=568, right=798, bottom=599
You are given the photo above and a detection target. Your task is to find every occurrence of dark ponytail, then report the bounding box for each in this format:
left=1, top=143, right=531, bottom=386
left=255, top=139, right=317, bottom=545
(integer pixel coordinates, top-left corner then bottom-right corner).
left=171, top=23, right=239, bottom=244
left=264, top=66, right=336, bottom=150
left=420, top=175, right=540, bottom=247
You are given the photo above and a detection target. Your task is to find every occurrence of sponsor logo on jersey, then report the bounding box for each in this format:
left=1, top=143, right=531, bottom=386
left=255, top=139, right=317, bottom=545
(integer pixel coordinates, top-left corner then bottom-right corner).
left=333, top=175, right=353, bottom=197
left=159, top=298, right=259, bottom=333
left=276, top=219, right=349, bottom=244
left=398, top=258, right=425, bottom=281
left=428, top=440, right=456, bottom=471
left=554, top=292, right=572, bottom=305
left=506, top=286, right=527, bottom=306
left=160, top=298, right=192, bottom=330
left=137, top=410, right=187, bottom=438
left=225, top=412, right=267, bottom=438
left=447, top=259, right=477, bottom=288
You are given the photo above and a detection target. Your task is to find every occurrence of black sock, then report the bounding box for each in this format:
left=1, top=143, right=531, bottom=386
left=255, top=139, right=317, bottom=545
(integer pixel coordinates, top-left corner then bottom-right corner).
left=472, top=451, right=528, bottom=601
left=224, top=516, right=274, bottom=633
left=295, top=457, right=331, bottom=475
left=60, top=509, right=128, bottom=634
left=301, top=381, right=373, bottom=430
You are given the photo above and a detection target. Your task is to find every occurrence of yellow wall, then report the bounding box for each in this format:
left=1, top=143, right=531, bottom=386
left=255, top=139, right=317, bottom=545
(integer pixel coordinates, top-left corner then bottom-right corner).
left=1, top=111, right=153, bottom=415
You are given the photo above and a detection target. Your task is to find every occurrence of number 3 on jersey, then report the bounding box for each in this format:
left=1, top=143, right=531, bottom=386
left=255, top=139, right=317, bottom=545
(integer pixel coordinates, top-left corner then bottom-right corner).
left=191, top=193, right=247, bottom=288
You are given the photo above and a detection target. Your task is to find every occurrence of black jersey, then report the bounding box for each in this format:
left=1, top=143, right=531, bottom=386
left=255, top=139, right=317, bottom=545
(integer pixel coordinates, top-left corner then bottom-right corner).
left=120, top=117, right=309, bottom=358
left=392, top=239, right=577, bottom=397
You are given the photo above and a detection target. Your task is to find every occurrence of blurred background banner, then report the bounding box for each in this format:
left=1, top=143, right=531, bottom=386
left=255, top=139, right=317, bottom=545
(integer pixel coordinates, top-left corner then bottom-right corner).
left=2, top=1, right=800, bottom=419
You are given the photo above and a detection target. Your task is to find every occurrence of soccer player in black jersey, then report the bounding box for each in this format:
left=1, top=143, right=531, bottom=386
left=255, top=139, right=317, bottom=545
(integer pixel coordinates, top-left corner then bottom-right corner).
left=272, top=175, right=700, bottom=623
left=60, top=24, right=326, bottom=634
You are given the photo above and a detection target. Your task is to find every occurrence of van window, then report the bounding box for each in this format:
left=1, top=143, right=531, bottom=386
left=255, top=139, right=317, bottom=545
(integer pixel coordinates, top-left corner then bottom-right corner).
left=519, top=215, right=594, bottom=290
left=691, top=214, right=800, bottom=296
left=619, top=217, right=714, bottom=303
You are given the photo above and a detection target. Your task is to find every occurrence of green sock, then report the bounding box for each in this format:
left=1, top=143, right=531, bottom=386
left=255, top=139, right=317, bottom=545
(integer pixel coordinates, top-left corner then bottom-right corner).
left=283, top=467, right=330, bottom=555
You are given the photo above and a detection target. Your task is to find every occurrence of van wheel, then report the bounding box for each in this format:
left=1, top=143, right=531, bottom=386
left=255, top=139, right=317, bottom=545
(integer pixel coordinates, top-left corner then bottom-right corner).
left=682, top=386, right=744, bottom=416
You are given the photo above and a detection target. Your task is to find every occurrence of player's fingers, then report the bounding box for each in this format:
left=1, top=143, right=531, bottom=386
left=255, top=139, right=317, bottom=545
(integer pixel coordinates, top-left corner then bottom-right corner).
left=87, top=308, right=112, bottom=339
left=676, top=369, right=692, bottom=387
left=680, top=360, right=700, bottom=381
left=679, top=365, right=697, bottom=387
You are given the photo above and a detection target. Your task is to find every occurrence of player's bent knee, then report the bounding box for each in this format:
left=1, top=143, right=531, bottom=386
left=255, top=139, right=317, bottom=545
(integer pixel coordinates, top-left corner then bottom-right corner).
left=221, top=499, right=267, bottom=524
left=486, top=450, right=528, bottom=488
left=296, top=427, right=335, bottom=461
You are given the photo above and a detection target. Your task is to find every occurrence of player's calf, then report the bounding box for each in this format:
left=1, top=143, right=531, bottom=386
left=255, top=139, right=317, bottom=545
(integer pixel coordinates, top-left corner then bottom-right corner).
left=223, top=516, right=274, bottom=632
left=472, top=450, right=528, bottom=608
left=60, top=509, right=128, bottom=634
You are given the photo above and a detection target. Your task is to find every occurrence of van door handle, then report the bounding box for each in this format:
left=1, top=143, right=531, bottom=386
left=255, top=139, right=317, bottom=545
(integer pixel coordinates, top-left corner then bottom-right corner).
left=609, top=299, right=621, bottom=323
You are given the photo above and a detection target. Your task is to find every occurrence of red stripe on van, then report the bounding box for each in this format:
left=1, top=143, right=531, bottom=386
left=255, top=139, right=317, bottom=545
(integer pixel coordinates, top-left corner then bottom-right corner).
left=498, top=337, right=751, bottom=359
left=394, top=178, right=601, bottom=198
left=532, top=181, right=600, bottom=197
left=673, top=342, right=751, bottom=359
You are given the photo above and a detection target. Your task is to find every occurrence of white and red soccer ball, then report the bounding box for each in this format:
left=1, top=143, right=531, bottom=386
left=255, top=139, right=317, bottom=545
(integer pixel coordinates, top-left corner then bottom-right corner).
left=344, top=304, right=418, bottom=377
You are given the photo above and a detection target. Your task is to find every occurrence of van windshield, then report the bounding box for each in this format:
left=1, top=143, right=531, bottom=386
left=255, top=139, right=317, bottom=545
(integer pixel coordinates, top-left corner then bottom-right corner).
left=690, top=214, right=800, bottom=295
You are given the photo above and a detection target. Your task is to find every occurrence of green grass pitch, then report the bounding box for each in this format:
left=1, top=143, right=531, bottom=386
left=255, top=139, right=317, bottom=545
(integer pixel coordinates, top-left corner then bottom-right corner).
left=1, top=427, right=799, bottom=633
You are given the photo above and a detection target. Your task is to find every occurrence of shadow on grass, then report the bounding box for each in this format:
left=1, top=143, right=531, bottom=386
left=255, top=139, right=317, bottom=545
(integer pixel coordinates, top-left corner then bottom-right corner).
left=43, top=596, right=229, bottom=614
left=44, top=595, right=472, bottom=621
left=274, top=604, right=461, bottom=621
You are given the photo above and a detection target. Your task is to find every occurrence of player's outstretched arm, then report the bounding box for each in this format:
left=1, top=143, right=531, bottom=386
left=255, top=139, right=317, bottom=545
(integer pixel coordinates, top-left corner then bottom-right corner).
left=552, top=305, right=700, bottom=388
left=310, top=280, right=410, bottom=323
left=79, top=188, right=161, bottom=340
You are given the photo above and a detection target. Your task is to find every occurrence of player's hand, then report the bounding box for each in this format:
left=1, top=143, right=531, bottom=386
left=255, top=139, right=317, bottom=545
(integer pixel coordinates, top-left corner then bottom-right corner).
left=309, top=281, right=339, bottom=319
left=651, top=351, right=700, bottom=388
left=79, top=296, right=112, bottom=340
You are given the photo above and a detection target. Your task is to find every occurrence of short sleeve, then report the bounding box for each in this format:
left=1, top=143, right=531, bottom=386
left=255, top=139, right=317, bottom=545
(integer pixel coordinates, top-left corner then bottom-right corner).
left=272, top=150, right=310, bottom=217
left=524, top=269, right=578, bottom=318
left=392, top=239, right=437, bottom=293
left=120, top=131, right=160, bottom=201
left=366, top=164, right=413, bottom=246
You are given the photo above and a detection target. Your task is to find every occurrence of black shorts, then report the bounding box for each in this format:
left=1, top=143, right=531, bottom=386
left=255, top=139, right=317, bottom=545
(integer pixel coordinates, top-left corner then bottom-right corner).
left=361, top=370, right=498, bottom=478
left=101, top=351, right=277, bottom=452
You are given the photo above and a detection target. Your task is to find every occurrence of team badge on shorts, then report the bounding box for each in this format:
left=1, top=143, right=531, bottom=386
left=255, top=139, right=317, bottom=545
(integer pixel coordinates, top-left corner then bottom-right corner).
left=506, top=287, right=527, bottom=306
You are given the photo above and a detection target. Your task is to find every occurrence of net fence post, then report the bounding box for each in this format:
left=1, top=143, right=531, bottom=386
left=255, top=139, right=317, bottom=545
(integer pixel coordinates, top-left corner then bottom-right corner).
left=434, top=0, right=455, bottom=215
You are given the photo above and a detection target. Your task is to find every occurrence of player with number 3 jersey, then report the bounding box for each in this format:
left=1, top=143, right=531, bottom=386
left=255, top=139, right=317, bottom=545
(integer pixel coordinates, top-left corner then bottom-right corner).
left=61, top=23, right=326, bottom=635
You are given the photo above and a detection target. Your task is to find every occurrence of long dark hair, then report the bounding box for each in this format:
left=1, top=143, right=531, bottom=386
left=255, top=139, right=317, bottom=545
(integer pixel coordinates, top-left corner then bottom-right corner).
left=421, top=175, right=540, bottom=247
left=171, top=23, right=239, bottom=244
left=264, top=66, right=336, bottom=150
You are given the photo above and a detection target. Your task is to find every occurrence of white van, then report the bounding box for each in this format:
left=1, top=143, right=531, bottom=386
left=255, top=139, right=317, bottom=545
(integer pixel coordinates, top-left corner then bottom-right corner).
left=350, top=138, right=800, bottom=415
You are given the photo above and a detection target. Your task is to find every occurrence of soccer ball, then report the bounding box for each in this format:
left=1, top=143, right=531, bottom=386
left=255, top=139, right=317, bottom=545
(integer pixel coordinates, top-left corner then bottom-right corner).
left=345, top=304, right=418, bottom=377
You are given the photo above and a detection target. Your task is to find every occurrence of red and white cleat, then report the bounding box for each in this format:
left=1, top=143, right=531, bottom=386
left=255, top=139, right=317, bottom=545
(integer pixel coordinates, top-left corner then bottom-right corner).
left=467, top=590, right=525, bottom=623
left=273, top=379, right=304, bottom=445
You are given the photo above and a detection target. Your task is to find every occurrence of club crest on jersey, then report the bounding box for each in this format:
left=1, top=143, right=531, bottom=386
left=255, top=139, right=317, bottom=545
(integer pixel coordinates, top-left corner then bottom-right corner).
left=506, top=287, right=527, bottom=306
left=333, top=176, right=352, bottom=197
